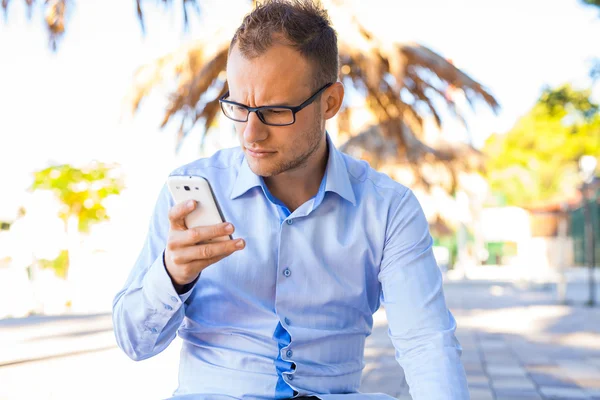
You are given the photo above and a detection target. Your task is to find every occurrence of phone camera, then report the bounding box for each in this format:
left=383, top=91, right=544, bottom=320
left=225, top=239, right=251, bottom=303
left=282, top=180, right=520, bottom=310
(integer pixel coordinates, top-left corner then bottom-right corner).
left=184, top=186, right=191, bottom=191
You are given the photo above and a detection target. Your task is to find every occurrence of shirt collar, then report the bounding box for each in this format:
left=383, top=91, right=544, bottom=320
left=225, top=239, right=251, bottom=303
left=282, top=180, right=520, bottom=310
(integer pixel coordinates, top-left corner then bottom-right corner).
left=323, top=134, right=356, bottom=205
left=230, top=153, right=263, bottom=200
left=230, top=133, right=356, bottom=206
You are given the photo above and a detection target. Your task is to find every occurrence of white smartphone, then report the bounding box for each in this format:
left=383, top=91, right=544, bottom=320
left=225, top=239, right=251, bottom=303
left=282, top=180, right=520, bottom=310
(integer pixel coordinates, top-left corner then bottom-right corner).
left=166, top=175, right=232, bottom=242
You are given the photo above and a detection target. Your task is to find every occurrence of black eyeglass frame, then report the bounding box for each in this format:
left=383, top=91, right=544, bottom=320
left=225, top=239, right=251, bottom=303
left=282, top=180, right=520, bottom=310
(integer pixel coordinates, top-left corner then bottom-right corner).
left=219, top=82, right=334, bottom=126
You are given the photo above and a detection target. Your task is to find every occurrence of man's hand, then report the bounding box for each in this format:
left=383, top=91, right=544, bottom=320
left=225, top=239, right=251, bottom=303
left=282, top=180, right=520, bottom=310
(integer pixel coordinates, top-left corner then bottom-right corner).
left=164, top=199, right=245, bottom=288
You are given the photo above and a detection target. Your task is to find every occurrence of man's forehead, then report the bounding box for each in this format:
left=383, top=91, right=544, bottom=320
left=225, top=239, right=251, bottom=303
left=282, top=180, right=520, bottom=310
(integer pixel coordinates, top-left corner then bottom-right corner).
left=226, top=44, right=314, bottom=102
left=228, top=42, right=309, bottom=71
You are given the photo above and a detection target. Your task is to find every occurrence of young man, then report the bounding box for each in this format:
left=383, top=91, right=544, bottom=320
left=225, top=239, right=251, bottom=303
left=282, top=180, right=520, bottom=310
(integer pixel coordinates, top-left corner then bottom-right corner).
left=113, top=1, right=469, bottom=399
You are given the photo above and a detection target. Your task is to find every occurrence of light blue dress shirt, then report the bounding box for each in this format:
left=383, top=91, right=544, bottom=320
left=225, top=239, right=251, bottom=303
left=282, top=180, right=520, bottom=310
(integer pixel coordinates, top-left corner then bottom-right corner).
left=112, top=135, right=469, bottom=400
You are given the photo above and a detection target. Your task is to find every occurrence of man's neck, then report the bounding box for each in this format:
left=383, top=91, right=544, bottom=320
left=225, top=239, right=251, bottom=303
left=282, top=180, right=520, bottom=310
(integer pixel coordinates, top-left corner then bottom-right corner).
left=264, top=138, right=329, bottom=212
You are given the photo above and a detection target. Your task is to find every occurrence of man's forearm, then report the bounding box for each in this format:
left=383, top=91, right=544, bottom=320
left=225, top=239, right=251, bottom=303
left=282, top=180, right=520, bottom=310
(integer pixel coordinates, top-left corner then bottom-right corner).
left=393, top=324, right=469, bottom=400
left=112, top=252, right=189, bottom=361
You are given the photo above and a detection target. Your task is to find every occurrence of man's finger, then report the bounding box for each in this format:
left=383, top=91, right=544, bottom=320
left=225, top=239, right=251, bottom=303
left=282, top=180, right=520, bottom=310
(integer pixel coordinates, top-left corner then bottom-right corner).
left=169, top=252, right=234, bottom=284
left=183, top=223, right=235, bottom=246
left=168, top=223, right=235, bottom=251
left=168, top=200, right=196, bottom=230
left=175, top=238, right=245, bottom=264
left=186, top=254, right=230, bottom=274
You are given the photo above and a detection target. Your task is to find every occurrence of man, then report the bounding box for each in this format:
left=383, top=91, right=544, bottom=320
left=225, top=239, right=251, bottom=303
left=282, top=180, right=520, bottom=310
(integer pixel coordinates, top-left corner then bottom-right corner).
left=113, top=1, right=469, bottom=399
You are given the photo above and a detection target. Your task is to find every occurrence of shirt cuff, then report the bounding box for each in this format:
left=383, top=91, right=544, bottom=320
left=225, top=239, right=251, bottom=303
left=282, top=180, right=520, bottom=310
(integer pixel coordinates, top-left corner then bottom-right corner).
left=143, top=251, right=196, bottom=311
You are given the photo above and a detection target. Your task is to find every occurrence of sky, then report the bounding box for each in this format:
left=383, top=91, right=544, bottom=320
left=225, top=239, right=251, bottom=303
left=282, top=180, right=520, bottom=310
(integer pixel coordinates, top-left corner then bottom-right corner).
left=0, top=0, right=599, bottom=220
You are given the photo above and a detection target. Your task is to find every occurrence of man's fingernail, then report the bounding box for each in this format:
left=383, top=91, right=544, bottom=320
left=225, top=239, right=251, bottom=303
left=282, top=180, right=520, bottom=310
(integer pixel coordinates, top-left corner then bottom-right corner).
left=235, top=239, right=245, bottom=248
left=225, top=223, right=234, bottom=233
left=187, top=200, right=195, bottom=208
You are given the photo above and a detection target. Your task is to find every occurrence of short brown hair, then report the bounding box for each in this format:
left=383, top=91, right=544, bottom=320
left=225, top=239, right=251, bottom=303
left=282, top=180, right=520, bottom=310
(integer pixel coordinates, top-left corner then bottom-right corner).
left=229, top=0, right=338, bottom=89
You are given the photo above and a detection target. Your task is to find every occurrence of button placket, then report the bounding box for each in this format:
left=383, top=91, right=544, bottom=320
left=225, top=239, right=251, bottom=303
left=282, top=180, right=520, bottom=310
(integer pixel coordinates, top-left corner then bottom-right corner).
left=276, top=207, right=296, bottom=384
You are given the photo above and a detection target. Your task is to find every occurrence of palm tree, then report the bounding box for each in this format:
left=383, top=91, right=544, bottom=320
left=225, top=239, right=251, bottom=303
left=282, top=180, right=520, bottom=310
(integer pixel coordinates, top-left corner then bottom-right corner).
left=6, top=0, right=499, bottom=190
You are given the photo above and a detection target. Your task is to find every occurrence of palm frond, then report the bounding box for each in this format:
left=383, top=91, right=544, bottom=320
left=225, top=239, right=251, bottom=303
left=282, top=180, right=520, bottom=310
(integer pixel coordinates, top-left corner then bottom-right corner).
left=340, top=126, right=483, bottom=193
left=399, top=43, right=500, bottom=113
left=161, top=47, right=228, bottom=128
left=1, top=0, right=34, bottom=21
left=136, top=0, right=201, bottom=33
left=127, top=1, right=500, bottom=191
left=127, top=38, right=229, bottom=147
left=2, top=0, right=69, bottom=50
left=45, top=0, right=67, bottom=51
left=5, top=0, right=204, bottom=50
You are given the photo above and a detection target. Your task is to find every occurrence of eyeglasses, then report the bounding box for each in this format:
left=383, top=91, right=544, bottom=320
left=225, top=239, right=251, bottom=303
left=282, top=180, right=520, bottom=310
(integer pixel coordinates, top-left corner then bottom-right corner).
left=219, top=82, right=334, bottom=126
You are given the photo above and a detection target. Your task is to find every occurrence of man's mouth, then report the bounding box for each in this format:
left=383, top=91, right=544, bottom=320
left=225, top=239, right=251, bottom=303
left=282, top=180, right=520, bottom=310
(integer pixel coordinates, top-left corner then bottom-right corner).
left=245, top=147, right=276, bottom=158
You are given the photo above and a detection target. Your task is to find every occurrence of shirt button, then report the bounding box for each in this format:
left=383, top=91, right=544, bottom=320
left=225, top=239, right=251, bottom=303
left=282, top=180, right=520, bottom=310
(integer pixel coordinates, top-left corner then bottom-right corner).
left=150, top=327, right=158, bottom=334
left=286, top=374, right=294, bottom=381
left=286, top=219, right=293, bottom=225
left=164, top=304, right=173, bottom=311
left=170, top=296, right=178, bottom=302
left=286, top=349, right=293, bottom=358
left=283, top=268, right=291, bottom=277
left=284, top=317, right=291, bottom=325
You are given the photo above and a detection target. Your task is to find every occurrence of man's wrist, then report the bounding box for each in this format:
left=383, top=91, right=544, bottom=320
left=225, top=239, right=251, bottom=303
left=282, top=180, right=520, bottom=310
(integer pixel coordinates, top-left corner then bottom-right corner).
left=162, top=251, right=199, bottom=295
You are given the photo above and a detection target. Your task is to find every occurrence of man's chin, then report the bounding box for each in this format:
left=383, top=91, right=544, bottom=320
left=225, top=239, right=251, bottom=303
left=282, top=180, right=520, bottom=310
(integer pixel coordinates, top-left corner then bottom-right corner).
left=247, top=159, right=277, bottom=178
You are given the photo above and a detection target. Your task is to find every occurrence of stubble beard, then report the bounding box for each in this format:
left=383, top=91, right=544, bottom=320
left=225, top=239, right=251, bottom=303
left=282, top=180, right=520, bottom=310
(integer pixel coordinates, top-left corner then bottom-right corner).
left=266, top=127, right=323, bottom=177
left=250, top=112, right=325, bottom=178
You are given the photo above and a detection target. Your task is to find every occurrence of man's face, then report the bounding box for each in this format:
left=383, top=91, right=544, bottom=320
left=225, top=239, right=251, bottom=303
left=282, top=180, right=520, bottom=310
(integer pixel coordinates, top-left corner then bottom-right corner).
left=226, top=42, right=326, bottom=177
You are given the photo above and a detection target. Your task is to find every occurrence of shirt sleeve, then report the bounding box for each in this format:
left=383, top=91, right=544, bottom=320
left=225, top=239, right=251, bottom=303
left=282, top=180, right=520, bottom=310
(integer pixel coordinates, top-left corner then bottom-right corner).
left=378, top=188, right=469, bottom=400
left=112, top=183, right=196, bottom=361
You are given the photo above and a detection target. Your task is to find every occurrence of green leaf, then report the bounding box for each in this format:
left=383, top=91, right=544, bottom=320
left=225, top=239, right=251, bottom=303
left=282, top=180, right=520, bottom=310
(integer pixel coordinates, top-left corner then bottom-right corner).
left=484, top=83, right=600, bottom=207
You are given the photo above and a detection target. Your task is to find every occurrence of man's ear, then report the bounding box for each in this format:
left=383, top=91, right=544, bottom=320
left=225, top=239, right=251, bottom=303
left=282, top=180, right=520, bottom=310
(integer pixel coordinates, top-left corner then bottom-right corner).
left=323, top=82, right=345, bottom=120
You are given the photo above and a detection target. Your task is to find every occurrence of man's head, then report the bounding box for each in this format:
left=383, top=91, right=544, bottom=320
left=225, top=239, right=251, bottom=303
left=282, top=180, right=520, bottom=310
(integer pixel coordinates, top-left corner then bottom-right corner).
left=224, top=0, right=344, bottom=178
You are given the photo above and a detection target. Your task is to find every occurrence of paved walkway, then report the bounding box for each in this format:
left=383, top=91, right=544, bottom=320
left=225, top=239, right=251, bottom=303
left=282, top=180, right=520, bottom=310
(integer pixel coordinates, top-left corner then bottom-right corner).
left=1, top=280, right=600, bottom=399
left=360, top=281, right=600, bottom=399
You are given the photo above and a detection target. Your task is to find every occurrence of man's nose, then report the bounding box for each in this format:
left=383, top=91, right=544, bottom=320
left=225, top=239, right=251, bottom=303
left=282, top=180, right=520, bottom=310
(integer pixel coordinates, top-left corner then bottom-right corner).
left=243, top=112, right=268, bottom=144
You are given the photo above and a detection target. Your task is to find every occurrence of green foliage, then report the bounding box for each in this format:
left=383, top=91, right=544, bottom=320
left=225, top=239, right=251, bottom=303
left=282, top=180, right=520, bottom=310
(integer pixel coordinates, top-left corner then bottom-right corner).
left=539, top=85, right=598, bottom=120
left=582, top=0, right=600, bottom=9
left=484, top=84, right=600, bottom=207
left=30, top=161, right=125, bottom=233
left=38, top=250, right=70, bottom=279
left=30, top=161, right=124, bottom=279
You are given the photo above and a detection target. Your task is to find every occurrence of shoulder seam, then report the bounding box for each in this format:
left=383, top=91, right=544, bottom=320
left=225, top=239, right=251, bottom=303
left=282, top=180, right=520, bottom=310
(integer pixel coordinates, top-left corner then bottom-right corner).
left=364, top=176, right=409, bottom=199
left=344, top=155, right=408, bottom=198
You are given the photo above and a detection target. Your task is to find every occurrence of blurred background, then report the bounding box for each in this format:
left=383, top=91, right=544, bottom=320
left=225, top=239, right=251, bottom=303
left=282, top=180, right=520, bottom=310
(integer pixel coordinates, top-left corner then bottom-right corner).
left=0, top=0, right=599, bottom=399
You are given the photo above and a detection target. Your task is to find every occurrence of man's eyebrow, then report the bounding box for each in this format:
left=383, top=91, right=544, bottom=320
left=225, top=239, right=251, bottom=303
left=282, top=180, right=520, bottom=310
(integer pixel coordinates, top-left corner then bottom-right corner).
left=230, top=98, right=294, bottom=107
left=261, top=99, right=294, bottom=107
left=241, top=101, right=295, bottom=107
